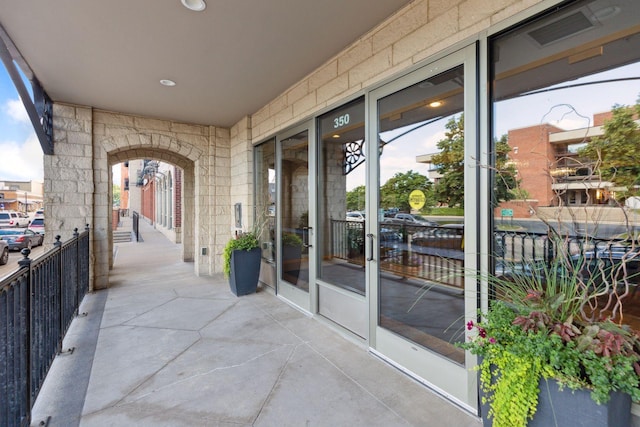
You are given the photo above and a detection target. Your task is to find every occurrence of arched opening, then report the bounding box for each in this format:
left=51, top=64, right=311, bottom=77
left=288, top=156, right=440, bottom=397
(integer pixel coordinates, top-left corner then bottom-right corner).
left=108, top=147, right=196, bottom=275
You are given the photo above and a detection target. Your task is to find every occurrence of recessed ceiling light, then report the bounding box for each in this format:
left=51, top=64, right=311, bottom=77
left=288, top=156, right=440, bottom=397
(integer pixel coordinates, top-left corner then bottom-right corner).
left=160, top=79, right=176, bottom=87
left=332, top=134, right=340, bottom=139
left=429, top=101, right=443, bottom=108
left=181, top=0, right=206, bottom=11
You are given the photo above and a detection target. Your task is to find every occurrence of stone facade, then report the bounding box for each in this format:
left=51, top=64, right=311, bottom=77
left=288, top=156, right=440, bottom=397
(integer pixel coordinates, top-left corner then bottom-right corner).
left=45, top=0, right=548, bottom=289
left=250, top=0, right=540, bottom=143
left=48, top=107, right=234, bottom=289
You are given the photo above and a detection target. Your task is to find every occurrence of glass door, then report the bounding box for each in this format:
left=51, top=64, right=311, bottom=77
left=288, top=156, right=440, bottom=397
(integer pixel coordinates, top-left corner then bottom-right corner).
left=368, top=45, right=480, bottom=410
left=316, top=97, right=368, bottom=338
left=276, top=122, right=314, bottom=311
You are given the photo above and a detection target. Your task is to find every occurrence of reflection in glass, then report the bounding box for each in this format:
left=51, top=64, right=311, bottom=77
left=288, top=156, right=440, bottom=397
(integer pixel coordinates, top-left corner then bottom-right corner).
left=377, top=66, right=466, bottom=364
left=280, top=130, right=310, bottom=291
left=255, top=138, right=276, bottom=290
left=491, top=0, right=640, bottom=329
left=317, top=97, right=366, bottom=295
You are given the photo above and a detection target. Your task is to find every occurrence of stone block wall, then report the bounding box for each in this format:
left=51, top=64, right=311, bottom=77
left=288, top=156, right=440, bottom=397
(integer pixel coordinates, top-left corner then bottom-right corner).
left=48, top=105, right=233, bottom=289
left=249, top=0, right=542, bottom=144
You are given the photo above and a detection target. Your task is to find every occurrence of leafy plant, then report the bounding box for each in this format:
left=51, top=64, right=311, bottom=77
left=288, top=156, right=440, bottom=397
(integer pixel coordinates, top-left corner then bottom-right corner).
left=222, top=232, right=259, bottom=278
left=282, top=232, right=302, bottom=247
left=460, top=251, right=640, bottom=427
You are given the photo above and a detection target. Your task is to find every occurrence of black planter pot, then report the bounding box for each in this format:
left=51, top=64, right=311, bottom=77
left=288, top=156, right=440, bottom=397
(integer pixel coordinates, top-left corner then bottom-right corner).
left=481, top=376, right=631, bottom=427
left=282, top=244, right=302, bottom=284
left=228, top=247, right=261, bottom=296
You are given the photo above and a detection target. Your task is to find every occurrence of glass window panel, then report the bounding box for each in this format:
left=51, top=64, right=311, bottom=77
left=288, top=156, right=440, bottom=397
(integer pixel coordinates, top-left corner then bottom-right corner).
left=491, top=0, right=640, bottom=329
left=377, top=66, right=466, bottom=364
left=255, top=138, right=276, bottom=290
left=317, top=97, right=366, bottom=295
left=280, top=130, right=310, bottom=292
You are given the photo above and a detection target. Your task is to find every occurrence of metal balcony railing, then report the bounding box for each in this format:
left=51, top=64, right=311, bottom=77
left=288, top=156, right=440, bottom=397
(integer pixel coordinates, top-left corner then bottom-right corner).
left=0, top=226, right=90, bottom=427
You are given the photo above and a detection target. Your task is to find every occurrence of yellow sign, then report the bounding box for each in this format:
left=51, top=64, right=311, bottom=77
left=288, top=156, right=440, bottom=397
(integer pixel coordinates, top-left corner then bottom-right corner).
left=409, top=189, right=426, bottom=210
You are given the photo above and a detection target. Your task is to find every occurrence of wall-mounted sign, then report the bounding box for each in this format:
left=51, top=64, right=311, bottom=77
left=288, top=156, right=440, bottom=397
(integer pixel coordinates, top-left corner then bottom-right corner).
left=501, top=208, right=514, bottom=217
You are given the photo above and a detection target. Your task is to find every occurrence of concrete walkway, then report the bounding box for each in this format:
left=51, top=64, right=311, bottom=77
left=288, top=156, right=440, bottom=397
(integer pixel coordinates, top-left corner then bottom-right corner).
left=30, top=219, right=482, bottom=427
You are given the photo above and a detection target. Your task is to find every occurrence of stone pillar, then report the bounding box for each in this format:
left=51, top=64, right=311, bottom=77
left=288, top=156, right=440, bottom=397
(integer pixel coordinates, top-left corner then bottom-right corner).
left=47, top=103, right=99, bottom=289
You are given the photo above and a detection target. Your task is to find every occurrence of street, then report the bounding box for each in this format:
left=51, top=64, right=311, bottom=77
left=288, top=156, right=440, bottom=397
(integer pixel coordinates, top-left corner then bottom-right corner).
left=0, top=245, right=45, bottom=280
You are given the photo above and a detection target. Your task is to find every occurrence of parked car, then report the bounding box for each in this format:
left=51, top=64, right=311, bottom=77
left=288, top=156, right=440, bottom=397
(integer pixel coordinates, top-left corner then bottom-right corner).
left=386, top=213, right=439, bottom=227
left=346, top=211, right=365, bottom=222
left=33, top=209, right=45, bottom=219
left=28, top=217, right=45, bottom=234
left=0, top=210, right=30, bottom=228
left=0, top=228, right=44, bottom=251
left=0, top=240, right=8, bottom=265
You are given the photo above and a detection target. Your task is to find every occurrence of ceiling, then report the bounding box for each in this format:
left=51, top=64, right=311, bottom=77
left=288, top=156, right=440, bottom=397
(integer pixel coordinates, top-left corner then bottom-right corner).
left=0, top=0, right=410, bottom=128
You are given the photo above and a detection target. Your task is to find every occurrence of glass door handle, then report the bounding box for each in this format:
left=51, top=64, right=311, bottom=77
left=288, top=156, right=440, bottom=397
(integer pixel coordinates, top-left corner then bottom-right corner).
left=303, top=226, right=313, bottom=248
left=366, top=233, right=374, bottom=261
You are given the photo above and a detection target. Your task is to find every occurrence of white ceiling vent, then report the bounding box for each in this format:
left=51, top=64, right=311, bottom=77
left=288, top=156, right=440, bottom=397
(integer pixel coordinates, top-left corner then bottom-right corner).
left=528, top=10, right=594, bottom=46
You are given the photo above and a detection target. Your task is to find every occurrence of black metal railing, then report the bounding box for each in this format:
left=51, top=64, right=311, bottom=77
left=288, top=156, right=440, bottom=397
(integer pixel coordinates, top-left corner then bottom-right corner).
left=132, top=211, right=140, bottom=242
left=0, top=225, right=90, bottom=427
left=329, top=221, right=639, bottom=290
left=330, top=220, right=465, bottom=288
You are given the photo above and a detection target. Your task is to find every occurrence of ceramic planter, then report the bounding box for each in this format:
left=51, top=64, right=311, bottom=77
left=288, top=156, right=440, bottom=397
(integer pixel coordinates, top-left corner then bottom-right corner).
left=481, top=377, right=631, bottom=427
left=228, top=247, right=261, bottom=296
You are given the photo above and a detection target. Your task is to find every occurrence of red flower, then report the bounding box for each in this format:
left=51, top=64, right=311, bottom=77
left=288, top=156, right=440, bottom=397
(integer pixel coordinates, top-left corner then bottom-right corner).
left=466, top=320, right=474, bottom=330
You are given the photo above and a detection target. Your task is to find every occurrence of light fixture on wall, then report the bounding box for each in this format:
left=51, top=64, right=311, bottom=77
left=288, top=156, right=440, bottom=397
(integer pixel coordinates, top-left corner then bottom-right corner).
left=181, top=0, right=206, bottom=12
left=160, top=79, right=176, bottom=87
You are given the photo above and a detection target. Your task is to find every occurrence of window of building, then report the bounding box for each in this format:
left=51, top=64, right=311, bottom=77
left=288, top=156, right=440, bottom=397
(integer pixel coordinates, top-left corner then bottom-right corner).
left=491, top=0, right=640, bottom=328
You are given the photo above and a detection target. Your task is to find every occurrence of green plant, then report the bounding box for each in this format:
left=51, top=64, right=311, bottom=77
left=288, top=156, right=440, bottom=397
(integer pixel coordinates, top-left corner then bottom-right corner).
left=223, top=232, right=259, bottom=278
left=282, top=232, right=302, bottom=247
left=460, top=251, right=640, bottom=427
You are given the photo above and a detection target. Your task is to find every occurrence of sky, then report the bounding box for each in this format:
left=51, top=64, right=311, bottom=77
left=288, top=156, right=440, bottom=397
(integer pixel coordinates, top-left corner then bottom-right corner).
left=0, top=64, right=43, bottom=182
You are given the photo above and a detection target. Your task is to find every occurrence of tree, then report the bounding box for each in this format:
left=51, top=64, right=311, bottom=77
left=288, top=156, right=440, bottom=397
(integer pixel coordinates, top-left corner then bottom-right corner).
left=112, top=184, right=121, bottom=207
left=430, top=114, right=518, bottom=207
left=579, top=99, right=640, bottom=197
left=430, top=115, right=465, bottom=207
left=494, top=134, right=519, bottom=206
left=346, top=185, right=365, bottom=211
left=380, top=170, right=433, bottom=213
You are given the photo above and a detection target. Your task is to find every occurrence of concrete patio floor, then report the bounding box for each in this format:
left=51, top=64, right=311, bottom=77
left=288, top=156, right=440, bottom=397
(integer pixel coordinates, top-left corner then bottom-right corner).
left=30, top=219, right=482, bottom=427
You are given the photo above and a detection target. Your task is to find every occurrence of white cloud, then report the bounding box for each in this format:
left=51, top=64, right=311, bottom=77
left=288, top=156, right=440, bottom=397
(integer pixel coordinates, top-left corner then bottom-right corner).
left=0, top=131, right=44, bottom=181
left=4, top=98, right=29, bottom=123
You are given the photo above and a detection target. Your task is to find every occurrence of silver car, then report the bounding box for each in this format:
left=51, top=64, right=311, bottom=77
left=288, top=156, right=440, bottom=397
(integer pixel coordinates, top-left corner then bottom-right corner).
left=0, top=240, right=8, bottom=265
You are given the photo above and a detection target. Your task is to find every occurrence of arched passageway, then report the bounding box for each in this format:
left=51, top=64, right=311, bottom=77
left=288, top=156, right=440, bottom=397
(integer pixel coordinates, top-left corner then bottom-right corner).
left=46, top=107, right=233, bottom=291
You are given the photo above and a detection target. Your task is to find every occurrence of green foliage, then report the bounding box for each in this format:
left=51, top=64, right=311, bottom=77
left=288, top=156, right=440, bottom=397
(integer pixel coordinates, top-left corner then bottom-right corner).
left=282, top=232, right=302, bottom=247
left=380, top=170, right=433, bottom=213
left=430, top=115, right=519, bottom=207
left=346, top=185, right=366, bottom=211
left=425, top=207, right=464, bottom=216
left=430, top=115, right=465, bottom=207
left=579, top=99, right=640, bottom=196
left=112, top=184, right=121, bottom=207
left=460, top=251, right=640, bottom=427
left=493, top=134, right=520, bottom=206
left=222, top=232, right=259, bottom=278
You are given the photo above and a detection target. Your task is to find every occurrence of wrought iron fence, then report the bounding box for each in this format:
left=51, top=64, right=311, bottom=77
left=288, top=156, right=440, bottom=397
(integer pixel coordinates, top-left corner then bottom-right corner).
left=329, top=221, right=638, bottom=290
left=0, top=225, right=90, bottom=427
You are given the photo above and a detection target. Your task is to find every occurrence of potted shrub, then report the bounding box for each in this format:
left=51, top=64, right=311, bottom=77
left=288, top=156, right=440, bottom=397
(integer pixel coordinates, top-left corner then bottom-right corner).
left=223, top=231, right=260, bottom=296
left=460, top=244, right=640, bottom=427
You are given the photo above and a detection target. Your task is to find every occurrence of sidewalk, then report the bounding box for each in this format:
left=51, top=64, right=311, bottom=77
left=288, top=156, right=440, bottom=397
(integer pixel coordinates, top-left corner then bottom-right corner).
left=30, top=219, right=481, bottom=427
